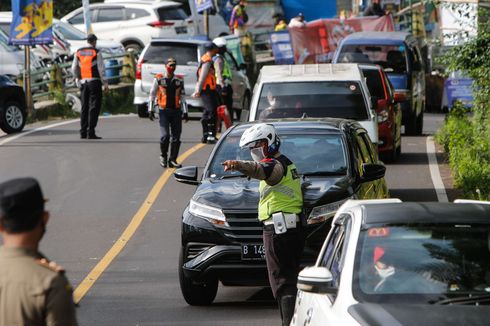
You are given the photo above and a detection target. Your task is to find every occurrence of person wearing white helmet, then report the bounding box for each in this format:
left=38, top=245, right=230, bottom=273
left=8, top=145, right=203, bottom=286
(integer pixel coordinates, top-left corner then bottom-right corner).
left=222, top=123, right=304, bottom=326
left=212, top=37, right=234, bottom=123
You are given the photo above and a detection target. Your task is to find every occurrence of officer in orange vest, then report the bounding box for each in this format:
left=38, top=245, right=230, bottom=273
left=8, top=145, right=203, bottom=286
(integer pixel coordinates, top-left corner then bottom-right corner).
left=192, top=42, right=220, bottom=144
left=149, top=57, right=188, bottom=168
left=71, top=34, right=108, bottom=139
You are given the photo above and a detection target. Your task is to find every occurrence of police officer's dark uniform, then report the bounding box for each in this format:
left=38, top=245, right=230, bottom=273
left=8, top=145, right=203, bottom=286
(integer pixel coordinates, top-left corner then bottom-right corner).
left=0, top=177, right=78, bottom=326
left=149, top=57, right=188, bottom=168
left=223, top=124, right=304, bottom=326
left=192, top=42, right=220, bottom=144
left=71, top=33, right=108, bottom=139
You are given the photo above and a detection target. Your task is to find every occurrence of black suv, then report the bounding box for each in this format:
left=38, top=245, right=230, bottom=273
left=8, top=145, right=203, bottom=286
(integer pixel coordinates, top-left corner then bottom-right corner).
left=0, top=75, right=26, bottom=134
left=174, top=119, right=389, bottom=305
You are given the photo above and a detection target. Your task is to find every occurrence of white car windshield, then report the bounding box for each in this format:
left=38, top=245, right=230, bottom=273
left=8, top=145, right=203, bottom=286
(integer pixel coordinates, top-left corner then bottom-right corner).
left=54, top=21, right=86, bottom=40
left=256, top=82, right=368, bottom=121
left=354, top=224, right=490, bottom=303
left=338, top=44, right=408, bottom=74
left=207, top=129, right=347, bottom=179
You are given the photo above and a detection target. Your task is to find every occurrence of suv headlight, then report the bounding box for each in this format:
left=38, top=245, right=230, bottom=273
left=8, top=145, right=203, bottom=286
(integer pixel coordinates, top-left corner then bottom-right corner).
left=307, top=199, right=350, bottom=225
left=189, top=200, right=228, bottom=226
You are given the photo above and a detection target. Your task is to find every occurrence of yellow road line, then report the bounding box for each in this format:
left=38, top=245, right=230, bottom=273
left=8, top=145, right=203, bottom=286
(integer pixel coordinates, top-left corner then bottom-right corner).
left=73, top=143, right=206, bottom=303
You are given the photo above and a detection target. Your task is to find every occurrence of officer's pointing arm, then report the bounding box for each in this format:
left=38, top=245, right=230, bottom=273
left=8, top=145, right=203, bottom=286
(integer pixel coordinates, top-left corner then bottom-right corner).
left=232, top=160, right=284, bottom=185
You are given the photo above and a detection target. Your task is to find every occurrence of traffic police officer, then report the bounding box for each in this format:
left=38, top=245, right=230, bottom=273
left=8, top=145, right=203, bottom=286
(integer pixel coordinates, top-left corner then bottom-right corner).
left=0, top=177, right=78, bottom=325
left=71, top=33, right=109, bottom=139
left=149, top=57, right=188, bottom=168
left=192, top=42, right=220, bottom=144
left=222, top=123, right=304, bottom=326
left=212, top=37, right=235, bottom=122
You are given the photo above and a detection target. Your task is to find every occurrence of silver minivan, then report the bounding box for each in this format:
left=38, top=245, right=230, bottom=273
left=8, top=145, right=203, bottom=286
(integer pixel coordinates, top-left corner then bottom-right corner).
left=244, top=63, right=378, bottom=144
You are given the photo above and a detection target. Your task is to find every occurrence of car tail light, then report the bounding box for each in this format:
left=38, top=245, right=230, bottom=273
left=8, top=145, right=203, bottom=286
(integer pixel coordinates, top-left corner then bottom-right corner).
left=135, top=57, right=145, bottom=80
left=377, top=99, right=389, bottom=123
left=147, top=20, right=174, bottom=27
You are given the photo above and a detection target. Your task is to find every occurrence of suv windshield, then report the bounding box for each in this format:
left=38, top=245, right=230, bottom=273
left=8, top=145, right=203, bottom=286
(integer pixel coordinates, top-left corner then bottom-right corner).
left=144, top=42, right=197, bottom=65
left=207, top=129, right=347, bottom=178
left=156, top=6, right=188, bottom=20
left=256, top=82, right=368, bottom=120
left=354, top=224, right=490, bottom=304
left=338, top=45, right=408, bottom=74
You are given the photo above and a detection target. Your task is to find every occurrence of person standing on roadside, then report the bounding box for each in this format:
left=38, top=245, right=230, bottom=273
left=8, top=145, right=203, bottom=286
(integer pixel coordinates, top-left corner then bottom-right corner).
left=0, top=177, right=78, bottom=326
left=192, top=42, right=220, bottom=144
left=222, top=123, right=304, bottom=326
left=71, top=33, right=108, bottom=139
left=229, top=0, right=248, bottom=36
left=212, top=37, right=234, bottom=122
left=148, top=57, right=188, bottom=168
left=364, top=0, right=385, bottom=16
left=288, top=12, right=306, bottom=28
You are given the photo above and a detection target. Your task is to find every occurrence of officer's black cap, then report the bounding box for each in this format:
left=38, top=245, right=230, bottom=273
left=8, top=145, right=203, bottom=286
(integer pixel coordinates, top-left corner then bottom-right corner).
left=87, top=34, right=98, bottom=43
left=204, top=41, right=218, bottom=51
left=0, top=177, right=45, bottom=232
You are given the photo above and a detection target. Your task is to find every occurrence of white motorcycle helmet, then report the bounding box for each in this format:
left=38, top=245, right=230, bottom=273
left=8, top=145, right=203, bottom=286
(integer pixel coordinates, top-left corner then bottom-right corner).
left=240, top=123, right=281, bottom=162
left=212, top=37, right=227, bottom=48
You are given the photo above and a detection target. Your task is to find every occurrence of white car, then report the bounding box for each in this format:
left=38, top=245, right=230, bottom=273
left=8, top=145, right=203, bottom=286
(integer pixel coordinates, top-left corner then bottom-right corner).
left=244, top=63, right=379, bottom=144
left=61, top=1, right=193, bottom=52
left=134, top=37, right=251, bottom=118
left=292, top=199, right=490, bottom=326
left=0, top=30, right=43, bottom=79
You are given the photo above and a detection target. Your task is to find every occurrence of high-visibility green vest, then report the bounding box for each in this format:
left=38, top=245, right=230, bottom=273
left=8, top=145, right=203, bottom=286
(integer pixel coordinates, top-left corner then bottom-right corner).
left=215, top=54, right=232, bottom=82
left=258, top=157, right=303, bottom=221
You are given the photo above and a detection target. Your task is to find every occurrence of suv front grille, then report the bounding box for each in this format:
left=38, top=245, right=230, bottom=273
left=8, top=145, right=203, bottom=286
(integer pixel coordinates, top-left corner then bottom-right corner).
left=222, top=209, right=263, bottom=243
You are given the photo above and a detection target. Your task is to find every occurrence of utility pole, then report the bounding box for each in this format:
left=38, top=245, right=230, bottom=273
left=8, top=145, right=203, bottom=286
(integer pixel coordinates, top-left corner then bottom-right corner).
left=23, top=45, right=33, bottom=115
left=204, top=9, right=209, bottom=38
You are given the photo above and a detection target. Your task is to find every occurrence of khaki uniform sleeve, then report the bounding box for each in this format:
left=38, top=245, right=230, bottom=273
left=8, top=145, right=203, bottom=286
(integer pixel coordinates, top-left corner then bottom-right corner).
left=45, top=275, right=78, bottom=326
left=235, top=160, right=284, bottom=186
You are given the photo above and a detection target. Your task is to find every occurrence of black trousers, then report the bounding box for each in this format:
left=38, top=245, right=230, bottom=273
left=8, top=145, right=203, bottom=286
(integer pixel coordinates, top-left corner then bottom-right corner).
left=80, top=80, right=102, bottom=136
left=200, top=90, right=218, bottom=122
left=263, top=224, right=305, bottom=299
left=159, top=109, right=182, bottom=144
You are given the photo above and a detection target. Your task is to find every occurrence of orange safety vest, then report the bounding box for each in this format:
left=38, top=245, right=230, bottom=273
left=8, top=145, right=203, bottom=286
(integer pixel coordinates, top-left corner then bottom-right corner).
left=197, top=53, right=216, bottom=91
left=156, top=74, right=183, bottom=109
left=76, top=47, right=100, bottom=79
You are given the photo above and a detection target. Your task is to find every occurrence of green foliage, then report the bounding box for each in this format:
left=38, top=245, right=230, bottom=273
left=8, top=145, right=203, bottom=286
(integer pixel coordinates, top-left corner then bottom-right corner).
left=437, top=7, right=490, bottom=200
left=101, top=88, right=135, bottom=115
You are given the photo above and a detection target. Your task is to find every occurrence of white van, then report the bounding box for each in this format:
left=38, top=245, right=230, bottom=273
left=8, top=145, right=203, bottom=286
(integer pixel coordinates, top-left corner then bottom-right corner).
left=244, top=63, right=379, bottom=144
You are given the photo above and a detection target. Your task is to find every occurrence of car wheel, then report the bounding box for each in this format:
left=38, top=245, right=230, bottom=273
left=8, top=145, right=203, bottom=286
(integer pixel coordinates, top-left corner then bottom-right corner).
left=137, top=104, right=149, bottom=118
left=404, top=111, right=417, bottom=135
left=396, top=140, right=402, bottom=157
left=124, top=42, right=142, bottom=54
left=0, top=101, right=26, bottom=134
left=179, top=248, right=218, bottom=306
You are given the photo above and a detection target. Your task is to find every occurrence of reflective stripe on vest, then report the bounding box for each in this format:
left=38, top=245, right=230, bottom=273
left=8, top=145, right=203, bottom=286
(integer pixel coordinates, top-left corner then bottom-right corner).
left=77, top=47, right=99, bottom=79
left=156, top=74, right=182, bottom=109
left=258, top=159, right=303, bottom=221
left=197, top=53, right=216, bottom=91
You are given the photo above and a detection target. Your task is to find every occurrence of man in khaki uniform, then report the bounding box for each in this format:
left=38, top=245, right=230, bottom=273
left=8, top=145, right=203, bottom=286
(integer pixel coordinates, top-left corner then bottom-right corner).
left=0, top=177, right=78, bottom=326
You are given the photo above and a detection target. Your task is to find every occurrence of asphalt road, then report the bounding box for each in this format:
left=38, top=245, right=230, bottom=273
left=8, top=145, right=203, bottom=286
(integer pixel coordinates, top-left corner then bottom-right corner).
left=0, top=112, right=445, bottom=325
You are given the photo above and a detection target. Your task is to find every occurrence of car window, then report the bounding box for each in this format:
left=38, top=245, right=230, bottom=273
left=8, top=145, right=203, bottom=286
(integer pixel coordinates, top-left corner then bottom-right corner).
left=0, top=23, right=9, bottom=35
left=361, top=68, right=385, bottom=99
left=156, top=6, right=188, bottom=21
left=95, top=8, right=124, bottom=23
left=207, top=129, right=348, bottom=178
left=257, top=81, right=368, bottom=121
left=339, top=44, right=408, bottom=74
left=126, top=8, right=150, bottom=19
left=354, top=223, right=490, bottom=303
left=54, top=22, right=86, bottom=40
left=144, top=42, right=198, bottom=65
left=68, top=12, right=88, bottom=25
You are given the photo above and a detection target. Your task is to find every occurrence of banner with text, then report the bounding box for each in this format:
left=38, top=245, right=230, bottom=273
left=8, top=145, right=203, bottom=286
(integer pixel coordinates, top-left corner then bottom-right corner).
left=10, top=0, right=53, bottom=45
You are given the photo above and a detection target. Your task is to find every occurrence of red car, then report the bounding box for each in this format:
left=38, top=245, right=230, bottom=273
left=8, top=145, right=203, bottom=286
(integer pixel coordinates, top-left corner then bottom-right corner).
left=360, top=64, right=402, bottom=161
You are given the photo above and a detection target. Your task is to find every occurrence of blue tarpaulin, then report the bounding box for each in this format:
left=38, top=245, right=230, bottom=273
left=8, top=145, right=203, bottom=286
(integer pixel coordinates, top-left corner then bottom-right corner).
left=10, top=0, right=53, bottom=45
left=280, top=0, right=337, bottom=22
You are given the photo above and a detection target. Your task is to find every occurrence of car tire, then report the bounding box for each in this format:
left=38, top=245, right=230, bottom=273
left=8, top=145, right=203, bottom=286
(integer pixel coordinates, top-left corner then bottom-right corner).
left=137, top=104, right=149, bottom=118
left=0, top=101, right=26, bottom=134
left=405, top=111, right=417, bottom=135
left=124, top=42, right=143, bottom=54
left=179, top=248, right=218, bottom=306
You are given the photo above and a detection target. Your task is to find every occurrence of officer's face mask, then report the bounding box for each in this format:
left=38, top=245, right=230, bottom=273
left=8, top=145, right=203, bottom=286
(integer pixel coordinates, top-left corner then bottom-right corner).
left=167, top=65, right=176, bottom=74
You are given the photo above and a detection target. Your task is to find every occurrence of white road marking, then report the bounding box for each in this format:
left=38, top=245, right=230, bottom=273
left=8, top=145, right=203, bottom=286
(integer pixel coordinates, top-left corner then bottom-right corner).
left=426, top=136, right=448, bottom=202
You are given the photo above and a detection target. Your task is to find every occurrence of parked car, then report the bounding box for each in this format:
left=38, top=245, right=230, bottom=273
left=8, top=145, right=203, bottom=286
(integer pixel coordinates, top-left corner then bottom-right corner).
left=359, top=64, right=402, bottom=161
left=292, top=199, right=490, bottom=326
left=61, top=1, right=193, bottom=52
left=244, top=63, right=379, bottom=145
left=134, top=37, right=251, bottom=118
left=173, top=119, right=388, bottom=305
left=0, top=74, right=26, bottom=134
left=333, top=32, right=426, bottom=135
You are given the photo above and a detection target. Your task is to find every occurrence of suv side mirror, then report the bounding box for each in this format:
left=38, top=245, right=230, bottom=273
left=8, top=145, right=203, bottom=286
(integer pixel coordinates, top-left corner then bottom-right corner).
left=297, top=266, right=337, bottom=294
left=360, top=163, right=386, bottom=183
left=174, top=166, right=200, bottom=185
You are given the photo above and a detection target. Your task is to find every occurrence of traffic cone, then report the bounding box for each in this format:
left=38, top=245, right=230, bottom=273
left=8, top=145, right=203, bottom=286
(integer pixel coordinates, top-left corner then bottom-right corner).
left=217, top=105, right=232, bottom=130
